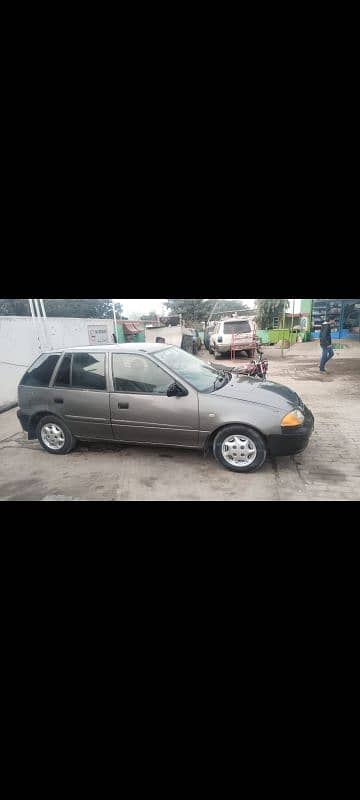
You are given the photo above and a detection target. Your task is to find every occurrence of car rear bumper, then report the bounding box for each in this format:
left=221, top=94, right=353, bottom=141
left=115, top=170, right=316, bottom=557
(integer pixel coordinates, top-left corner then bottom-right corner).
left=214, top=341, right=254, bottom=353
left=268, top=406, right=314, bottom=457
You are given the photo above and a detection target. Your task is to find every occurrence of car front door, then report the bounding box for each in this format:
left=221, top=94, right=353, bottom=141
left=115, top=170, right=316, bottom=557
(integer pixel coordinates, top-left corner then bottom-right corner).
left=51, top=351, right=113, bottom=440
left=109, top=352, right=199, bottom=446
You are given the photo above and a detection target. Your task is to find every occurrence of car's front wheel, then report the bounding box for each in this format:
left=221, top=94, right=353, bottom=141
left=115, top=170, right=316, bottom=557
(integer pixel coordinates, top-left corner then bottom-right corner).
left=213, top=426, right=267, bottom=473
left=36, top=415, right=76, bottom=455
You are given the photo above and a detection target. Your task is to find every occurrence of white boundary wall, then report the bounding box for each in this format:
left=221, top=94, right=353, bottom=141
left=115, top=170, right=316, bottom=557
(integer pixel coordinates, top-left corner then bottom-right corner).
left=0, top=316, right=114, bottom=409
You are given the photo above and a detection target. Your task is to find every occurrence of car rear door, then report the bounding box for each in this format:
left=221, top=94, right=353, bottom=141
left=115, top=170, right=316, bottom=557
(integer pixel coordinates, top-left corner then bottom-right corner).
left=224, top=320, right=252, bottom=347
left=51, top=351, right=113, bottom=440
left=109, top=352, right=199, bottom=446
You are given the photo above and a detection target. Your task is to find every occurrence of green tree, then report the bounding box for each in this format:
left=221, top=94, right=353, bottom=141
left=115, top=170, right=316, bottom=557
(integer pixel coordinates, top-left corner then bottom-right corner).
left=0, top=298, right=116, bottom=318
left=114, top=302, right=124, bottom=318
left=166, top=299, right=209, bottom=324
left=255, top=299, right=289, bottom=329
left=206, top=299, right=251, bottom=319
left=43, top=299, right=114, bottom=318
left=141, top=309, right=157, bottom=321
left=166, top=299, right=251, bottom=326
left=0, top=299, right=31, bottom=315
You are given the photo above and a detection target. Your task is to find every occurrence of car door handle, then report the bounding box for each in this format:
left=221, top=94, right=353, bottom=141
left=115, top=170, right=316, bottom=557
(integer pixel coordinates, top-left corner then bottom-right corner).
left=118, top=402, right=129, bottom=409
left=54, top=399, right=64, bottom=404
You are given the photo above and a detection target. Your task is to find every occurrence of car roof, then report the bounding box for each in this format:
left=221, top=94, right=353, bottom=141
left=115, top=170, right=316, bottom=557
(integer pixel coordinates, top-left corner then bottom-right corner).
left=42, top=343, right=173, bottom=355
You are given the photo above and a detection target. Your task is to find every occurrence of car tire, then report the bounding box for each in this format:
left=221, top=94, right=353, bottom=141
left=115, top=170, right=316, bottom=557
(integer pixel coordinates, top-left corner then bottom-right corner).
left=36, top=415, right=77, bottom=455
left=213, top=426, right=267, bottom=473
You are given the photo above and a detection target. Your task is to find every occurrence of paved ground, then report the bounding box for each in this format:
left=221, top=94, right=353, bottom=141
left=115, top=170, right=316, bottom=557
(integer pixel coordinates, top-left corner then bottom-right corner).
left=0, top=339, right=359, bottom=501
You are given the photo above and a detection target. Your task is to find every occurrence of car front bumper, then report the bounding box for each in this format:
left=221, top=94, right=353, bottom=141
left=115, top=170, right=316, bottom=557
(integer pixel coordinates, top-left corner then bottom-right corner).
left=267, top=406, right=314, bottom=457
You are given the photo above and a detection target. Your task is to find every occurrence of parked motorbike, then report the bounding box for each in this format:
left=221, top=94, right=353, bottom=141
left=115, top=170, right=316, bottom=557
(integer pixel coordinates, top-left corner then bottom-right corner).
left=209, top=347, right=269, bottom=381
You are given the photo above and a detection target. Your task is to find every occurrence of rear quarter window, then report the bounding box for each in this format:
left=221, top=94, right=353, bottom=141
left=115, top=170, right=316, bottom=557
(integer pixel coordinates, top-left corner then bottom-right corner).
left=20, top=354, right=61, bottom=387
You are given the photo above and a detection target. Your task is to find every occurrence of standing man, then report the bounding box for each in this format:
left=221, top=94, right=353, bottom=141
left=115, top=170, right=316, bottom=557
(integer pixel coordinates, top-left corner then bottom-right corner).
left=320, top=319, right=334, bottom=373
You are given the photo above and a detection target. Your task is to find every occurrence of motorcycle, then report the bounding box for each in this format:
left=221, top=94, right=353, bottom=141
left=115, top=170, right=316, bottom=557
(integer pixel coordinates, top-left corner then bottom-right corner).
left=209, top=346, right=269, bottom=381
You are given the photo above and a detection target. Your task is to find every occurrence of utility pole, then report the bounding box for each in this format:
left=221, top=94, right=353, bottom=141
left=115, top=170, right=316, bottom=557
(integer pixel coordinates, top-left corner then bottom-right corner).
left=112, top=301, right=119, bottom=343
left=339, top=300, right=344, bottom=355
left=31, top=299, right=46, bottom=352
left=29, top=299, right=42, bottom=353
left=281, top=300, right=286, bottom=358
left=208, top=300, right=220, bottom=325
left=34, top=299, right=48, bottom=351
left=290, top=298, right=295, bottom=346
left=39, top=299, right=51, bottom=349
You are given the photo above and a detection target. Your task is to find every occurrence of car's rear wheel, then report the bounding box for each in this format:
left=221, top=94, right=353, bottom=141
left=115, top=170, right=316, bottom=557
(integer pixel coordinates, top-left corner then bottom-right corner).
left=36, top=415, right=76, bottom=455
left=213, top=426, right=267, bottom=473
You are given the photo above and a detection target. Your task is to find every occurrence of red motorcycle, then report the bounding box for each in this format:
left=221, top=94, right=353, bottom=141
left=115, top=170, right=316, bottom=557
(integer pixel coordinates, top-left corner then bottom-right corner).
left=209, top=346, right=269, bottom=381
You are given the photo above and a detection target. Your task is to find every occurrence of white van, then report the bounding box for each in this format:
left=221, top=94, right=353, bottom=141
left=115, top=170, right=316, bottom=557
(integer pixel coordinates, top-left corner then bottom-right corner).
left=209, top=317, right=257, bottom=358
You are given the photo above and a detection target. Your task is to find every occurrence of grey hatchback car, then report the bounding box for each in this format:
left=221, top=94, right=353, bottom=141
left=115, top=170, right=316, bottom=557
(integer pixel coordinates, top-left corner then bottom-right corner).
left=17, top=344, right=314, bottom=473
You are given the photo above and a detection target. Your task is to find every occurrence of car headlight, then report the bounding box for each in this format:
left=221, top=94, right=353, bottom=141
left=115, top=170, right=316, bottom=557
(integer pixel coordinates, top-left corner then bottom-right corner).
left=281, top=409, right=305, bottom=427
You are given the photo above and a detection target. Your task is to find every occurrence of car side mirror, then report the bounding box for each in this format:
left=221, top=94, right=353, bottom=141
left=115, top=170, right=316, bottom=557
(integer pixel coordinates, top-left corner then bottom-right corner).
left=167, top=382, right=187, bottom=397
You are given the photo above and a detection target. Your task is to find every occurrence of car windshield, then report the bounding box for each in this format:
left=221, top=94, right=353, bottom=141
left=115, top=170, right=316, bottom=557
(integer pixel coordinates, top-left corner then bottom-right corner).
left=155, top=347, right=225, bottom=392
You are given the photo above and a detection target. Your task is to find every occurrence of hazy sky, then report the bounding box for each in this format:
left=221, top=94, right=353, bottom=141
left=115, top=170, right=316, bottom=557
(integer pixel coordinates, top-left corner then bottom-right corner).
left=114, top=299, right=256, bottom=316
left=114, top=299, right=301, bottom=316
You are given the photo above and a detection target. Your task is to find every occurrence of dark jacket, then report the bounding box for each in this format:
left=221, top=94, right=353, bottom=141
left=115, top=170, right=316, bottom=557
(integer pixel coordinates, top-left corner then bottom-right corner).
left=320, top=323, right=332, bottom=347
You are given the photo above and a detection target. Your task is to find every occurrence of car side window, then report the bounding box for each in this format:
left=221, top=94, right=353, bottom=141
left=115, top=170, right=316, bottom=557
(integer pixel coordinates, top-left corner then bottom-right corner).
left=112, top=354, right=172, bottom=395
left=54, top=354, right=72, bottom=387
left=71, top=353, right=106, bottom=391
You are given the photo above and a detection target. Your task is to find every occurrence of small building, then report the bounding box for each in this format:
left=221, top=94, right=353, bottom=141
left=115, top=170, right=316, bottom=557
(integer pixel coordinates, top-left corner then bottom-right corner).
left=116, top=320, right=145, bottom=344
left=300, top=299, right=360, bottom=340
